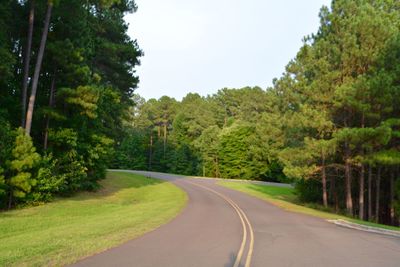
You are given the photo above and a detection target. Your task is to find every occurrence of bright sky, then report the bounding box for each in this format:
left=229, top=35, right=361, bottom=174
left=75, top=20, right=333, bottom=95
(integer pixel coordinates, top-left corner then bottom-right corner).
left=125, top=0, right=331, bottom=100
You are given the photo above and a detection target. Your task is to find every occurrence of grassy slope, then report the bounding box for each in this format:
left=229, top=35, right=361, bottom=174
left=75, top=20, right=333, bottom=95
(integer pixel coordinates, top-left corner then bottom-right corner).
left=0, top=171, right=187, bottom=266
left=218, top=181, right=400, bottom=231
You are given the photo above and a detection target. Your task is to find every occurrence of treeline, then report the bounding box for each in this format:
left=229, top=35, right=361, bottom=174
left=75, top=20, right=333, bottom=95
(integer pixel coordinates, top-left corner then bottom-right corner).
left=0, top=0, right=141, bottom=208
left=114, top=0, right=400, bottom=226
left=114, top=90, right=286, bottom=182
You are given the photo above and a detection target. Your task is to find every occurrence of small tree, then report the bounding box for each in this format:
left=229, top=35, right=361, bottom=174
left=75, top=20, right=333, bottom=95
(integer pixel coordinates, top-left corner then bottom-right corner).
left=8, top=128, right=41, bottom=207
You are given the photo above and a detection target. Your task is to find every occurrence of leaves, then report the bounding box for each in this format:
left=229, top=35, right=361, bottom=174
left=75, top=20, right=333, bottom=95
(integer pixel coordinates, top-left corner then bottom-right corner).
left=9, top=128, right=41, bottom=199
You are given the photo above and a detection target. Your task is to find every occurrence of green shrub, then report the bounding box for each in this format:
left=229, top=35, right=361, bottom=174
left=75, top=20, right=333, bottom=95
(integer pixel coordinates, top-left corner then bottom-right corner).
left=9, top=128, right=41, bottom=204
left=31, top=154, right=63, bottom=202
left=294, top=178, right=322, bottom=203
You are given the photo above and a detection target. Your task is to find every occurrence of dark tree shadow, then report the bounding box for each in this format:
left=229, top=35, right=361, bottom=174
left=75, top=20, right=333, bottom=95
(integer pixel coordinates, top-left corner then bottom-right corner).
left=224, top=252, right=244, bottom=267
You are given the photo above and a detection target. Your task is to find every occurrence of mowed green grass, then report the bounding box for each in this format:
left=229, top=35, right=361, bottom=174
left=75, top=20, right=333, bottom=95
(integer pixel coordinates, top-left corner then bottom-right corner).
left=218, top=181, right=400, bottom=231
left=0, top=171, right=187, bottom=266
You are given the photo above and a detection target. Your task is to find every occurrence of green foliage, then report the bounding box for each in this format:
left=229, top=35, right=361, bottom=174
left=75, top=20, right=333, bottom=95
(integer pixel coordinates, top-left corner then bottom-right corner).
left=116, top=87, right=286, bottom=181
left=5, top=142, right=62, bottom=205
left=81, top=134, right=114, bottom=187
left=295, top=179, right=323, bottom=203
left=9, top=128, right=41, bottom=200
left=169, top=144, right=198, bottom=175
left=114, top=130, right=148, bottom=170
left=279, top=147, right=319, bottom=180
left=48, top=128, right=87, bottom=194
left=264, top=161, right=290, bottom=183
left=0, top=0, right=142, bottom=208
left=194, top=125, right=221, bottom=177
left=0, top=168, right=5, bottom=198
left=0, top=116, right=14, bottom=170
left=32, top=154, right=62, bottom=202
left=61, top=86, right=99, bottom=119
left=218, top=122, right=262, bottom=179
left=0, top=2, right=16, bottom=90
left=1, top=0, right=399, bottom=228
left=111, top=0, right=400, bottom=227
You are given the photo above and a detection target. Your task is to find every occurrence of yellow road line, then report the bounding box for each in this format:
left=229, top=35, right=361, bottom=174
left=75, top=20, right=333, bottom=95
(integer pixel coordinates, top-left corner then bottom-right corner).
left=234, top=201, right=254, bottom=267
left=225, top=197, right=254, bottom=267
left=185, top=180, right=254, bottom=267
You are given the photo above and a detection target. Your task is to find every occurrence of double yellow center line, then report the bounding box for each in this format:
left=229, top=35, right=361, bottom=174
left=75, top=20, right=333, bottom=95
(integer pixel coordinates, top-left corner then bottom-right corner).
left=185, top=181, right=254, bottom=267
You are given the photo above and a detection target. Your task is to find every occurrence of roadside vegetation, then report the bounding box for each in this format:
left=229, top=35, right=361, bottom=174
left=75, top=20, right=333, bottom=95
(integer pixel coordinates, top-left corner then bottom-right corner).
left=1, top=0, right=400, bottom=234
left=219, top=181, right=400, bottom=232
left=0, top=171, right=187, bottom=266
left=112, top=0, right=400, bottom=228
left=0, top=1, right=142, bottom=209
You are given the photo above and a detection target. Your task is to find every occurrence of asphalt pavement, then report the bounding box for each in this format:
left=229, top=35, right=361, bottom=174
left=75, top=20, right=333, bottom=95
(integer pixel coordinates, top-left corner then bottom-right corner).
left=73, top=171, right=400, bottom=267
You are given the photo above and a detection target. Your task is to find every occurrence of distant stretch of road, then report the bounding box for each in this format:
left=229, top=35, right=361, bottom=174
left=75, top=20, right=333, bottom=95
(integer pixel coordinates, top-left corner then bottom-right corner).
left=74, top=171, right=400, bottom=267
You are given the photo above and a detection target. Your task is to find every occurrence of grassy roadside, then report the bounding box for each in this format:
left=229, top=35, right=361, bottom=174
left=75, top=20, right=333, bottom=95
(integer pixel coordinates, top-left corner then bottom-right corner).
left=218, top=181, right=400, bottom=232
left=0, top=171, right=187, bottom=266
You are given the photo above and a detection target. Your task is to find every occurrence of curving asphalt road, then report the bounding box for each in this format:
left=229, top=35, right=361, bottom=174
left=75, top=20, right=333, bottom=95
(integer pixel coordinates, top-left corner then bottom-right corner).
left=73, top=171, right=400, bottom=267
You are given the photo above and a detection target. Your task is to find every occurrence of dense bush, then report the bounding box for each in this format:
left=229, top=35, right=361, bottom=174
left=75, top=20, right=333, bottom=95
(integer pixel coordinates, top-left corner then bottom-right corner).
left=294, top=179, right=323, bottom=203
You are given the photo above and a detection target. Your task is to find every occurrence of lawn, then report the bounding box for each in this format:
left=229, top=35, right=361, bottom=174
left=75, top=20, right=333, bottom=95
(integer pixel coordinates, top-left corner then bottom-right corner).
left=218, top=181, right=400, bottom=232
left=0, top=171, right=187, bottom=266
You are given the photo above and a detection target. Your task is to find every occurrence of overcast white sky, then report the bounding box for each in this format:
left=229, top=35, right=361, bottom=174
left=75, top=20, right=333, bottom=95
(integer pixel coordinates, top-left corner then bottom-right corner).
left=125, top=0, right=331, bottom=100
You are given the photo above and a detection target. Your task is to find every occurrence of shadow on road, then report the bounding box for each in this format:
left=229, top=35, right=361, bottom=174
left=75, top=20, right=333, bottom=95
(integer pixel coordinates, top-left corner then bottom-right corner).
left=224, top=252, right=243, bottom=267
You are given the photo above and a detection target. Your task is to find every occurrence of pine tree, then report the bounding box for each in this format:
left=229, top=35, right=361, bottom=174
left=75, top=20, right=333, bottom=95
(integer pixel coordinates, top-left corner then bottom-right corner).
left=8, top=128, right=41, bottom=207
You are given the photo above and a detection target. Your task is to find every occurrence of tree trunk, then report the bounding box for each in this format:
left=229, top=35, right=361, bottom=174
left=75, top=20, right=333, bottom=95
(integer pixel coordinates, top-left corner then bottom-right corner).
left=359, top=163, right=365, bottom=220
left=375, top=166, right=381, bottom=223
left=359, top=113, right=365, bottom=220
left=390, top=169, right=395, bottom=225
left=163, top=123, right=167, bottom=157
left=43, top=72, right=56, bottom=150
left=344, top=142, right=353, bottom=215
left=330, top=174, right=338, bottom=212
left=25, top=2, right=53, bottom=135
left=8, top=190, right=13, bottom=210
left=368, top=165, right=373, bottom=220
left=21, top=0, right=35, bottom=127
left=321, top=153, right=328, bottom=207
left=148, top=134, right=153, bottom=171
left=398, top=167, right=400, bottom=226
left=215, top=156, right=220, bottom=178
left=14, top=44, right=23, bottom=78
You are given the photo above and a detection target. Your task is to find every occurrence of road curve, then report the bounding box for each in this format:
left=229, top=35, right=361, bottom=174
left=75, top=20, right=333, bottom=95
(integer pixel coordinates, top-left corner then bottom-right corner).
left=73, top=171, right=400, bottom=267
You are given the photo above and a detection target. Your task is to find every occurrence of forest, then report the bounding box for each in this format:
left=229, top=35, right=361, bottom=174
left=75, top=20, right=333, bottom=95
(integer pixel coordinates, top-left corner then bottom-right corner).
left=0, top=0, right=141, bottom=208
left=1, top=0, right=400, bottom=228
left=113, top=0, right=400, bottom=226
